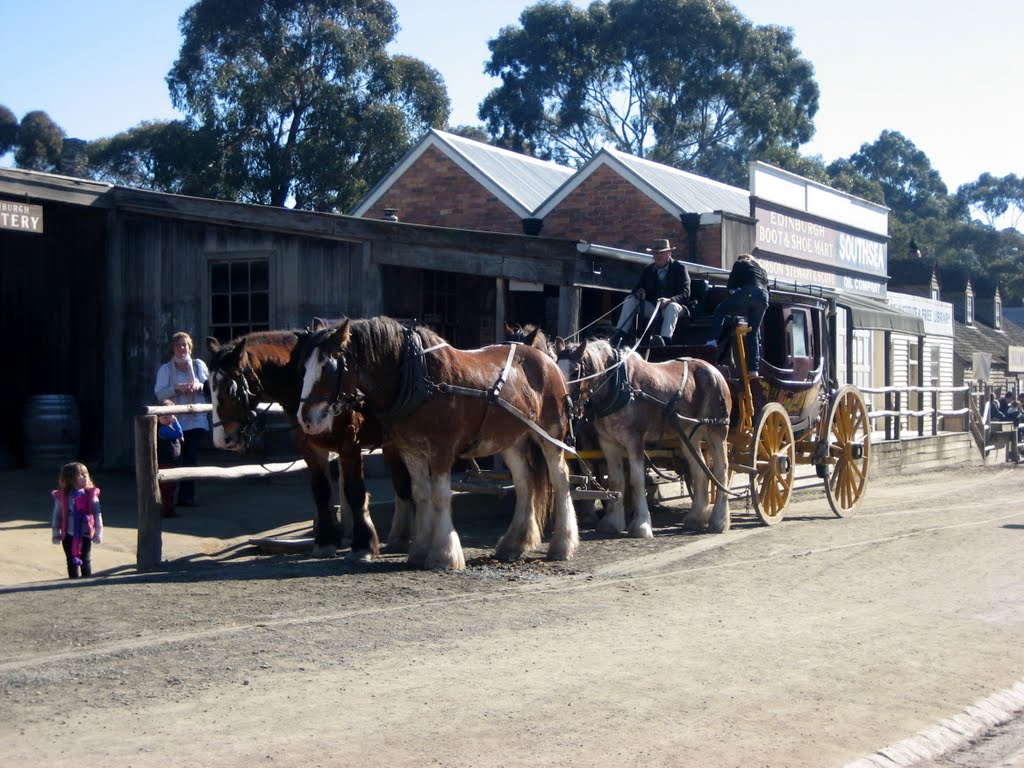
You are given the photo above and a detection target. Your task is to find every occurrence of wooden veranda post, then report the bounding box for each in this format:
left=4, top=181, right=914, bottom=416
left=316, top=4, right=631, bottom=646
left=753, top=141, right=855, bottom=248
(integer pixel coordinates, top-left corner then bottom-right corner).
left=134, top=414, right=162, bottom=568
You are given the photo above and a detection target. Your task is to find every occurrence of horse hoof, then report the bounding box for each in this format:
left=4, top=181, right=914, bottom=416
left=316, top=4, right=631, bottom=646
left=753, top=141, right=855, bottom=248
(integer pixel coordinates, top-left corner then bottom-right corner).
left=682, top=519, right=707, bottom=532
left=708, top=517, right=731, bottom=534
left=347, top=549, right=374, bottom=563
left=627, top=524, right=654, bottom=539
left=311, top=545, right=339, bottom=559
left=546, top=538, right=578, bottom=561
left=494, top=545, right=525, bottom=563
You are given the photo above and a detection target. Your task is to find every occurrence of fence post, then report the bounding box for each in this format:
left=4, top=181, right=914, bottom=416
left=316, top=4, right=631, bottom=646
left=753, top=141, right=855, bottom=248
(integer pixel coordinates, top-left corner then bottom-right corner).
left=894, top=390, right=902, bottom=440
left=134, top=414, right=162, bottom=569
left=885, top=388, right=893, bottom=441
left=931, top=389, right=938, bottom=435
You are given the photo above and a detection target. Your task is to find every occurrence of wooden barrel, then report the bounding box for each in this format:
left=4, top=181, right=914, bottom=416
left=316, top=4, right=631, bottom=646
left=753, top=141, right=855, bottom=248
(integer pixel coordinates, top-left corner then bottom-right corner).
left=23, top=394, right=81, bottom=469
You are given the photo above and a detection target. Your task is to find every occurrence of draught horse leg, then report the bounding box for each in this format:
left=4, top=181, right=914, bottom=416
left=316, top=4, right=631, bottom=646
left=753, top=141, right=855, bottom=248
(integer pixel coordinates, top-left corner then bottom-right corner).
left=539, top=440, right=578, bottom=561
left=338, top=443, right=380, bottom=561
left=494, top=443, right=543, bottom=562
left=596, top=440, right=628, bottom=534
left=383, top=444, right=415, bottom=554
left=303, top=447, right=342, bottom=558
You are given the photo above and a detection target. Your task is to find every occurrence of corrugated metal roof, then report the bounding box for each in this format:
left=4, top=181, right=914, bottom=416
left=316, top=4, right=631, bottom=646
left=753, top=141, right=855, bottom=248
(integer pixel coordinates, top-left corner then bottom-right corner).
left=437, top=131, right=575, bottom=213
left=350, top=129, right=574, bottom=218
left=600, top=147, right=751, bottom=217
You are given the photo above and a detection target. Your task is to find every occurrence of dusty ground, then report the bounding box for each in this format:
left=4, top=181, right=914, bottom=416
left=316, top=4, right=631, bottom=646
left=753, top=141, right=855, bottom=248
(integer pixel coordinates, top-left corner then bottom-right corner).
left=2, top=462, right=1023, bottom=767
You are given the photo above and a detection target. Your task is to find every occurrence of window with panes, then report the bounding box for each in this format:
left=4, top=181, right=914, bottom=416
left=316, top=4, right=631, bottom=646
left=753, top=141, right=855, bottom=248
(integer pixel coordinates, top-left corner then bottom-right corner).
left=209, top=259, right=270, bottom=342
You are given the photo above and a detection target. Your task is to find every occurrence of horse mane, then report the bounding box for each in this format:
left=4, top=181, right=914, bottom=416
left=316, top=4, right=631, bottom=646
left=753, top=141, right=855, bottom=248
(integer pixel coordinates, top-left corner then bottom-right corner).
left=345, top=316, right=447, bottom=367
left=208, top=329, right=300, bottom=373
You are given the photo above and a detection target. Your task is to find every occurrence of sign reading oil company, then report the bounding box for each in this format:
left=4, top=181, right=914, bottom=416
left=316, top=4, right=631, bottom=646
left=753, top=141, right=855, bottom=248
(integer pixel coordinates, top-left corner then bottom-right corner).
left=0, top=200, right=43, bottom=233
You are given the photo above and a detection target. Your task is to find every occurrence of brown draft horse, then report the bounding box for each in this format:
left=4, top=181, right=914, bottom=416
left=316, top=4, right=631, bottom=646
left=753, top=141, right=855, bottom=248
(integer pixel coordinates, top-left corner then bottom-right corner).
left=297, top=316, right=579, bottom=571
left=206, top=327, right=413, bottom=561
left=555, top=337, right=733, bottom=536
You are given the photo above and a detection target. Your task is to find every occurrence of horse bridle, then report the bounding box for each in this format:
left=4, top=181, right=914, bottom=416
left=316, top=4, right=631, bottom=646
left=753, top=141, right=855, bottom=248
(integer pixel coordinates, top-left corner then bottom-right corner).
left=210, top=365, right=267, bottom=447
left=298, top=349, right=364, bottom=417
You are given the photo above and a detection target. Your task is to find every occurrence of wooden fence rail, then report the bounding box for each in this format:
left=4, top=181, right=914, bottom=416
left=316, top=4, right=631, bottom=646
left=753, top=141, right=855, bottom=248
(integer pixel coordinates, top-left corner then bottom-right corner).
left=134, top=403, right=304, bottom=569
left=860, top=384, right=970, bottom=440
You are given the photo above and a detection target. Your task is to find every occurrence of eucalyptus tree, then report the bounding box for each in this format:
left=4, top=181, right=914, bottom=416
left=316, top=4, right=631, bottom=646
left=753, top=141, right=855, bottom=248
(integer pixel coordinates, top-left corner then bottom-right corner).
left=166, top=0, right=449, bottom=211
left=479, top=0, right=819, bottom=186
left=14, top=110, right=64, bottom=172
left=86, top=121, right=230, bottom=197
left=955, top=173, right=1024, bottom=231
left=0, top=105, right=17, bottom=156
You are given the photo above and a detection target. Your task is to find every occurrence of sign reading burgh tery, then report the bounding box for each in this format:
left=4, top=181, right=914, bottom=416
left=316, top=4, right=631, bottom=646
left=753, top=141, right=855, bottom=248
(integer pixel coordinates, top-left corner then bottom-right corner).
left=754, top=202, right=886, bottom=278
left=0, top=200, right=44, bottom=233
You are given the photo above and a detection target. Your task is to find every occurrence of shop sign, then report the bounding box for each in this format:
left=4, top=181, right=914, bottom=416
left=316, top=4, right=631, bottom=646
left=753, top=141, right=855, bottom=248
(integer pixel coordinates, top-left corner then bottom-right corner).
left=1008, top=346, right=1024, bottom=373
left=885, top=293, right=955, bottom=337
left=0, top=200, right=43, bottom=234
left=754, top=203, right=887, bottom=278
left=758, top=255, right=886, bottom=299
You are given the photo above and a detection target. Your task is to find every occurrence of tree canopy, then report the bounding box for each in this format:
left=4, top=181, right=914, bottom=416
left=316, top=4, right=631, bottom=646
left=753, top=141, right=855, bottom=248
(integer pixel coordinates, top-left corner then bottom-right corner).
left=0, top=105, right=17, bottom=156
left=165, top=0, right=450, bottom=210
left=479, top=0, right=818, bottom=184
left=14, top=110, right=64, bottom=172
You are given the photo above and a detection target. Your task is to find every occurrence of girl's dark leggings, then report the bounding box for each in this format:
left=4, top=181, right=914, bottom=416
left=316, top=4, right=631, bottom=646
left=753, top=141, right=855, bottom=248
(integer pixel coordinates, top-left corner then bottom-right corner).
left=61, top=534, right=92, bottom=578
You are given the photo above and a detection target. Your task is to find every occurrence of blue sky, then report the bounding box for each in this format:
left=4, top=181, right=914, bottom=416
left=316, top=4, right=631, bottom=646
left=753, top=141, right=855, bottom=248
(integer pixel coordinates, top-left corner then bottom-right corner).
left=1, top=0, right=1021, bottom=191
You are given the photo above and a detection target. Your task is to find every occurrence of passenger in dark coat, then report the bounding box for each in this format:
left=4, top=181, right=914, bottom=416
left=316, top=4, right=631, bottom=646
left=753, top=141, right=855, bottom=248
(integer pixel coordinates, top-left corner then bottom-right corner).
left=708, top=252, right=770, bottom=374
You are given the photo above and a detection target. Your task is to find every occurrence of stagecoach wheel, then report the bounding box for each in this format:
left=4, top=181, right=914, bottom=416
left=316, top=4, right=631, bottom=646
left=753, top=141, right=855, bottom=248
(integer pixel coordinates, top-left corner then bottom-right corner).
left=749, top=403, right=795, bottom=526
left=823, top=385, right=871, bottom=518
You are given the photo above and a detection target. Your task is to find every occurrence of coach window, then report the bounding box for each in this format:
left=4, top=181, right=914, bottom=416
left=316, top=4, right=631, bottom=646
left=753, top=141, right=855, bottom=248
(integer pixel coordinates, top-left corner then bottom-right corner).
left=210, top=258, right=270, bottom=342
left=791, top=311, right=808, bottom=359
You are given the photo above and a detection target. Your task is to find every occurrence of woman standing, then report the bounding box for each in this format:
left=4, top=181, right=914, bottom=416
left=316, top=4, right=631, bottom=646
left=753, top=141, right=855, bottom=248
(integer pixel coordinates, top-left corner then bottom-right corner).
left=154, top=332, right=209, bottom=507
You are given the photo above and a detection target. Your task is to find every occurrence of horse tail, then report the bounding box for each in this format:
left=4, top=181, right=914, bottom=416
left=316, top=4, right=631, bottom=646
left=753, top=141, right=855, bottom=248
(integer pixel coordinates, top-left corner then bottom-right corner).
left=527, top=438, right=554, bottom=533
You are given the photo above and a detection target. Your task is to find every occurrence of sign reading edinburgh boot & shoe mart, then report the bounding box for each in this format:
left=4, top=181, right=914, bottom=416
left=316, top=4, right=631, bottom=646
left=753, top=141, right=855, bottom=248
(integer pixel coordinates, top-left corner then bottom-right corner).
left=749, top=162, right=888, bottom=299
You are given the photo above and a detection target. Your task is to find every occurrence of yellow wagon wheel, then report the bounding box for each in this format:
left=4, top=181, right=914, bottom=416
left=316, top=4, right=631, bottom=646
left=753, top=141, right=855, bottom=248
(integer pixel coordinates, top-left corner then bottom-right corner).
left=750, top=403, right=795, bottom=525
left=823, top=385, right=871, bottom=518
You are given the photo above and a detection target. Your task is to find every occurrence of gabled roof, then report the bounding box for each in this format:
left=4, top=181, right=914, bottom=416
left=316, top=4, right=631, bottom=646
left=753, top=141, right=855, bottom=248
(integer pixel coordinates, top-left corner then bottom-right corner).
left=350, top=128, right=574, bottom=218
left=534, top=146, right=751, bottom=219
left=952, top=314, right=1024, bottom=366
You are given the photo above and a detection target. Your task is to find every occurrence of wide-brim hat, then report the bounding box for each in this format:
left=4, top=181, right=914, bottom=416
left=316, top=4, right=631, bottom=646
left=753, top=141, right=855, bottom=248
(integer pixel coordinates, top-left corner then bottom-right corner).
left=646, top=238, right=676, bottom=253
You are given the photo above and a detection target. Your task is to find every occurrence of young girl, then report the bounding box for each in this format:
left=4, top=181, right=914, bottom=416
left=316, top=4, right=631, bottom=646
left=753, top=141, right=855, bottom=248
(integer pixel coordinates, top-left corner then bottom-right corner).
left=157, top=401, right=184, bottom=518
left=51, top=462, right=103, bottom=579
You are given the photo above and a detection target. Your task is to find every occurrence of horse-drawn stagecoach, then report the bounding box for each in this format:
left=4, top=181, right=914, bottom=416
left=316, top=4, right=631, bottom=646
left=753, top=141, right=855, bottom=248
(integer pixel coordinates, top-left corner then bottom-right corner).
left=559, top=271, right=871, bottom=530
left=205, top=267, right=869, bottom=570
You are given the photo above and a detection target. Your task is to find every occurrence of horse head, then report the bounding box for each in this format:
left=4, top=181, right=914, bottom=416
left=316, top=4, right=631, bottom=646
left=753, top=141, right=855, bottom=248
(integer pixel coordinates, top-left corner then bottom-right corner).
left=298, top=319, right=357, bottom=436
left=505, top=321, right=554, bottom=360
left=555, top=337, right=617, bottom=417
left=206, top=336, right=264, bottom=451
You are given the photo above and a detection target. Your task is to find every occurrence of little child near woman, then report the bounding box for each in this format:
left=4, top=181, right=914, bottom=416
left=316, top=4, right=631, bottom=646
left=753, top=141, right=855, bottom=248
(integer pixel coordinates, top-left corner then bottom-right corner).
left=157, top=402, right=184, bottom=518
left=51, top=461, right=103, bottom=578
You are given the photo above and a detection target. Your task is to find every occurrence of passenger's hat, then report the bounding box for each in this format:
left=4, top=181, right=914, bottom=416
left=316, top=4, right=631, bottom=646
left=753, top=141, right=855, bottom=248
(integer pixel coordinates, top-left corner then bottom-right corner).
left=646, top=238, right=676, bottom=253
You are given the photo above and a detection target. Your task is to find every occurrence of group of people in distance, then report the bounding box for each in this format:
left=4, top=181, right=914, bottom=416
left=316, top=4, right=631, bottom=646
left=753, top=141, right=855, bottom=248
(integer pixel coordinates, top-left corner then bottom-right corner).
left=612, top=238, right=769, bottom=375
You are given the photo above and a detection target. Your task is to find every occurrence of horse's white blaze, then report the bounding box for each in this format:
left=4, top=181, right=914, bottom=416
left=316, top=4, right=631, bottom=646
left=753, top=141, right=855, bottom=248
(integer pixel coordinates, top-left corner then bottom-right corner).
left=299, top=349, right=333, bottom=435
left=209, top=373, right=232, bottom=450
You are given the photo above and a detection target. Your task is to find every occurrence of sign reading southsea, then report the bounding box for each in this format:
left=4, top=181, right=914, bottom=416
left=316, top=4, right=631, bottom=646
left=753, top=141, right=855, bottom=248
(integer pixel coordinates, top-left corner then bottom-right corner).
left=0, top=200, right=43, bottom=233
left=754, top=203, right=887, bottom=278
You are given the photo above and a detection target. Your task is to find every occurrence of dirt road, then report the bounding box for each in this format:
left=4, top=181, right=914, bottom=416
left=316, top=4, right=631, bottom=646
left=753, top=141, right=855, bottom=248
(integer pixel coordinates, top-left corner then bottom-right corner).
left=2, top=464, right=1023, bottom=767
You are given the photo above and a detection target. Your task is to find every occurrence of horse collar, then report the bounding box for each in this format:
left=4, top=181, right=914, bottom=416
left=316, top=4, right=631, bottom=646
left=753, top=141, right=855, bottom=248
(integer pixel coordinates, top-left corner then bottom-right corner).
left=589, top=347, right=634, bottom=419
left=377, top=327, right=433, bottom=424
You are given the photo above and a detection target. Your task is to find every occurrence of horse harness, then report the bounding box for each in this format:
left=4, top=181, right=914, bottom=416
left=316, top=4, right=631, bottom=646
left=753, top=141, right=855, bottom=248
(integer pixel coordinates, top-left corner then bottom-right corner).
left=210, top=363, right=271, bottom=451
left=317, top=328, right=578, bottom=456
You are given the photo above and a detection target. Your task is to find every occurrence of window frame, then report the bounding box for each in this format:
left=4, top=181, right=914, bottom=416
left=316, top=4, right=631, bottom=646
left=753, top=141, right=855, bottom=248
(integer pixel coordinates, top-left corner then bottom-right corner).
left=205, top=250, right=275, bottom=343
